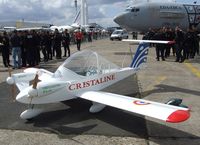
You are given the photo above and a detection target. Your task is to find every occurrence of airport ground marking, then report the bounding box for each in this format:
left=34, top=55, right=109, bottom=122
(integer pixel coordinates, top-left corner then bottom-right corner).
left=184, top=63, right=200, bottom=78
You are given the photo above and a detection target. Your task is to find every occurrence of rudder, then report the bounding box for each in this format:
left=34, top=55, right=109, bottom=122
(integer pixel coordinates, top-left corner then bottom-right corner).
left=130, top=42, right=149, bottom=69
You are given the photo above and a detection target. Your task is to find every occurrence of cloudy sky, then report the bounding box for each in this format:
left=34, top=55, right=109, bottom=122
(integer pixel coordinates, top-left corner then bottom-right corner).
left=0, top=0, right=197, bottom=27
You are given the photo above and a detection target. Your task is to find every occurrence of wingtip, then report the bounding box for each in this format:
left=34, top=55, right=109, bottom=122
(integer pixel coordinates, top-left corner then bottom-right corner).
left=166, top=110, right=190, bottom=123
left=167, top=41, right=175, bottom=44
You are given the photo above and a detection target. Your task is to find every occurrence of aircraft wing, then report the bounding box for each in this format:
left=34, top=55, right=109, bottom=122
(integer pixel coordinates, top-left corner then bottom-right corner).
left=79, top=91, right=190, bottom=123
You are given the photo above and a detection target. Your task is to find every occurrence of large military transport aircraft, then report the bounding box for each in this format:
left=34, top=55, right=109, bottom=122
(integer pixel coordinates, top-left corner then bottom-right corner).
left=114, top=2, right=200, bottom=32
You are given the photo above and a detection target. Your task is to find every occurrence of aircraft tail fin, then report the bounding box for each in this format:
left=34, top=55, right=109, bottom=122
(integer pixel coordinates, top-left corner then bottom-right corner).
left=130, top=42, right=149, bottom=69
left=122, top=39, right=174, bottom=69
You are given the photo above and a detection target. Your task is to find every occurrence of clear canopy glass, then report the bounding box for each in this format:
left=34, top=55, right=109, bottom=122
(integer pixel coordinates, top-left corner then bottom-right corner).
left=61, top=50, right=120, bottom=76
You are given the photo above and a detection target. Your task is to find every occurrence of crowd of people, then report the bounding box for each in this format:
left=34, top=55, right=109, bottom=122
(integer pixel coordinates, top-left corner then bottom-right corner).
left=0, top=26, right=199, bottom=69
left=0, top=28, right=107, bottom=69
left=143, top=26, right=200, bottom=62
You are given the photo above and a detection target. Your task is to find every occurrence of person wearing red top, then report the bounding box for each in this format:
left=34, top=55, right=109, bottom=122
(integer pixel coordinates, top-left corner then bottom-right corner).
left=74, top=28, right=83, bottom=51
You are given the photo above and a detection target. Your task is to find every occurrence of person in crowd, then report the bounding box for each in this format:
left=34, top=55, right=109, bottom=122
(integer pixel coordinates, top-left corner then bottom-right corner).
left=34, top=31, right=41, bottom=65
left=183, top=27, right=195, bottom=60
left=26, top=30, right=37, bottom=67
left=74, top=28, right=83, bottom=51
left=62, top=29, right=71, bottom=57
left=192, top=26, right=199, bottom=57
left=20, top=31, right=28, bottom=67
left=46, top=31, right=53, bottom=60
left=40, top=31, right=48, bottom=62
left=10, top=30, right=22, bottom=69
left=53, top=29, right=62, bottom=59
left=164, top=27, right=175, bottom=58
left=174, top=26, right=185, bottom=63
left=146, top=28, right=155, bottom=40
left=1, top=32, right=11, bottom=67
left=88, top=31, right=92, bottom=42
left=153, top=28, right=166, bottom=61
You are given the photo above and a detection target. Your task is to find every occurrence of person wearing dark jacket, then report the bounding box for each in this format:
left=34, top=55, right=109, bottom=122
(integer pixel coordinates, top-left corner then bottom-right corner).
left=153, top=28, right=166, bottom=61
left=26, top=30, right=37, bottom=67
left=10, top=30, right=21, bottom=69
left=62, top=29, right=71, bottom=57
left=40, top=31, right=48, bottom=62
left=46, top=31, right=52, bottom=60
left=20, top=31, right=28, bottom=67
left=183, top=28, right=195, bottom=59
left=53, top=29, right=62, bottom=59
left=34, top=31, right=41, bottom=65
left=1, top=32, right=11, bottom=67
left=164, top=27, right=174, bottom=57
left=174, top=26, right=185, bottom=62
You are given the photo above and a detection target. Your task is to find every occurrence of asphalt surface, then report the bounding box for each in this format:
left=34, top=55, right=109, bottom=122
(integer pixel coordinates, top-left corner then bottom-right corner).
left=0, top=38, right=200, bottom=145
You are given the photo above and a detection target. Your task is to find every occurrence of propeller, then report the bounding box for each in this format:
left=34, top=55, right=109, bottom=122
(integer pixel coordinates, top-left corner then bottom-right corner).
left=28, top=73, right=40, bottom=106
left=7, top=67, right=16, bottom=102
left=32, top=74, right=39, bottom=89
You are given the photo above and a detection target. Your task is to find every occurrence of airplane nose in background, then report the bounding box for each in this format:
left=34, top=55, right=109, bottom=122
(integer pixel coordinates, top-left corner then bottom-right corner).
left=114, top=14, right=126, bottom=25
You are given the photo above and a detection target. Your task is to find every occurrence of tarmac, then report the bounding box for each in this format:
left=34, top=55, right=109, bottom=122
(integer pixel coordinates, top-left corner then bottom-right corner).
left=0, top=37, right=200, bottom=145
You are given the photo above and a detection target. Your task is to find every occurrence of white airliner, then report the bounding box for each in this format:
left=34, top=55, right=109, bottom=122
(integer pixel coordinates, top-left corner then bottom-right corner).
left=114, top=1, right=200, bottom=32
left=6, top=40, right=190, bottom=123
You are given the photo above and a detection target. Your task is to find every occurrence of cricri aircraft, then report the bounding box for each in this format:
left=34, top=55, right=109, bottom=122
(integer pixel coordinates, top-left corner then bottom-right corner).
left=114, top=1, right=200, bottom=32
left=6, top=40, right=190, bottom=123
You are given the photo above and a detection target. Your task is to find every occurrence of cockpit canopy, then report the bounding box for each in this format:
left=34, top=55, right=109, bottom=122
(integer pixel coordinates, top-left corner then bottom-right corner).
left=61, top=50, right=120, bottom=76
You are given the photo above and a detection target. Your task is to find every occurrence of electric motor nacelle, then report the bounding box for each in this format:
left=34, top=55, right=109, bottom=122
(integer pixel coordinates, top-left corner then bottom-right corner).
left=28, top=81, right=68, bottom=98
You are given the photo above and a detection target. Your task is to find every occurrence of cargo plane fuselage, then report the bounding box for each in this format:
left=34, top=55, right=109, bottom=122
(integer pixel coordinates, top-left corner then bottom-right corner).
left=114, top=2, right=200, bottom=32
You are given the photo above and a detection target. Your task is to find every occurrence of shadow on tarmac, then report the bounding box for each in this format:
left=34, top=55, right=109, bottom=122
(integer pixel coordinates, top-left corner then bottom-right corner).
left=141, top=84, right=200, bottom=98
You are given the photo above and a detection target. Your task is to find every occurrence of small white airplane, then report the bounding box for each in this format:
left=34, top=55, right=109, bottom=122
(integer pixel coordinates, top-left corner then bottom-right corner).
left=50, top=23, right=80, bottom=32
left=6, top=40, right=190, bottom=123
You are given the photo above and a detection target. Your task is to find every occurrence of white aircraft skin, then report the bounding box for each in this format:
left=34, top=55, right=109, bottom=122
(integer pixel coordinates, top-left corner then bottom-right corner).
left=114, top=2, right=200, bottom=32
left=50, top=23, right=80, bottom=32
left=6, top=40, right=190, bottom=123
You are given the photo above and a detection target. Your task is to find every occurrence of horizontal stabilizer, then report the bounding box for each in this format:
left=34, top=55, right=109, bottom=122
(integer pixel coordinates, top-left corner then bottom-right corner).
left=122, top=39, right=175, bottom=44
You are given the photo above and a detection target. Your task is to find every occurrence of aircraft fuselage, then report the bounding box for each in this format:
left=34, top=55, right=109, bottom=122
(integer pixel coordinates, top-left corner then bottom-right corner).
left=114, top=2, right=200, bottom=32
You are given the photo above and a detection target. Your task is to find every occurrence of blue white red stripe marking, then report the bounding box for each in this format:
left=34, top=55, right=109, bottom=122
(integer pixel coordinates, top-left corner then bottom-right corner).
left=133, top=100, right=150, bottom=105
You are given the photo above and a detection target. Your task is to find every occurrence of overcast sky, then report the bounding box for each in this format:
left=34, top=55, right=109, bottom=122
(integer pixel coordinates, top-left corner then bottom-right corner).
left=0, top=0, right=198, bottom=27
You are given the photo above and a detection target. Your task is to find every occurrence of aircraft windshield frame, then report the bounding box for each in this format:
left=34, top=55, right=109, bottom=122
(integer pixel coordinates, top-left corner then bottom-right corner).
left=126, top=7, right=140, bottom=12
